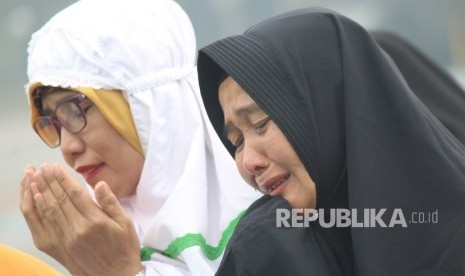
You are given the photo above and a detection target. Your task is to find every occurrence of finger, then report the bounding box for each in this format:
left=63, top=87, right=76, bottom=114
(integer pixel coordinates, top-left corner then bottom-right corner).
left=33, top=168, right=71, bottom=232
left=21, top=178, right=46, bottom=236
left=25, top=169, right=86, bottom=274
left=94, top=181, right=127, bottom=224
left=20, top=165, right=36, bottom=206
left=41, top=164, right=69, bottom=203
left=51, top=164, right=100, bottom=217
left=29, top=183, right=84, bottom=274
left=30, top=181, right=69, bottom=252
left=41, top=164, right=80, bottom=219
left=20, top=173, right=27, bottom=205
left=28, top=183, right=55, bottom=249
left=31, top=179, right=73, bottom=240
left=21, top=166, right=45, bottom=231
left=30, top=182, right=47, bottom=217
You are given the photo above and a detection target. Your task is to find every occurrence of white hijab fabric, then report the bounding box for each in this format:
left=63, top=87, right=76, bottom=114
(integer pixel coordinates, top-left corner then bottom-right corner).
left=26, top=0, right=258, bottom=275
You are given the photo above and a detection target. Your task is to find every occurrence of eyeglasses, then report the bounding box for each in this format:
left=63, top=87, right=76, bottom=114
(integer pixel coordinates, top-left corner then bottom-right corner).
left=33, top=94, right=93, bottom=148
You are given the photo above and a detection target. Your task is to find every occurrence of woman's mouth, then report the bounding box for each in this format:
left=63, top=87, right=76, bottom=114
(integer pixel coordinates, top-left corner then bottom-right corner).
left=261, top=174, right=290, bottom=195
left=76, top=164, right=104, bottom=184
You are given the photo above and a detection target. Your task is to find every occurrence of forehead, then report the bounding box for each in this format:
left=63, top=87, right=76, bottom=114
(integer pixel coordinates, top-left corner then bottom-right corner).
left=218, top=77, right=256, bottom=114
left=219, top=77, right=270, bottom=138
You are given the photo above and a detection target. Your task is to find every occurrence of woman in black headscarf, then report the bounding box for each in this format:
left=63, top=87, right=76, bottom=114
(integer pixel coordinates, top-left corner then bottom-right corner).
left=197, top=8, right=465, bottom=276
left=371, top=31, right=465, bottom=145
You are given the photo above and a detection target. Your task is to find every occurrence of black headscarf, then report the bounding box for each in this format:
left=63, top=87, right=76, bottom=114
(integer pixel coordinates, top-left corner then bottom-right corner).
left=371, top=31, right=465, bottom=146
left=198, top=8, right=465, bottom=276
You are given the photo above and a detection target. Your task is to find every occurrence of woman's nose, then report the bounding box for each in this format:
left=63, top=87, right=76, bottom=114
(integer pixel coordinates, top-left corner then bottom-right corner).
left=241, top=141, right=268, bottom=177
left=59, top=127, right=85, bottom=156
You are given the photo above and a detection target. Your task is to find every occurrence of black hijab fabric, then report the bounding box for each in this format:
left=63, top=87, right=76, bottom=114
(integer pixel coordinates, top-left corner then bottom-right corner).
left=198, top=8, right=465, bottom=275
left=371, top=31, right=465, bottom=146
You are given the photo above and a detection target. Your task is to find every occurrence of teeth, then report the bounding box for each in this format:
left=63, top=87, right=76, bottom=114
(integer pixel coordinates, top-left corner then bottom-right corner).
left=267, top=175, right=289, bottom=193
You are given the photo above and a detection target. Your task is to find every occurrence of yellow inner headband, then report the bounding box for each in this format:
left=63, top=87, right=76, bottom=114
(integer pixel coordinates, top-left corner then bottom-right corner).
left=28, top=83, right=143, bottom=156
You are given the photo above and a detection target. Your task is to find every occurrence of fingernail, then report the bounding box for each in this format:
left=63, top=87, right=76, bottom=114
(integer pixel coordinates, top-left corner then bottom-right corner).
left=33, top=171, right=43, bottom=187
left=23, top=165, right=32, bottom=175
left=99, top=182, right=109, bottom=193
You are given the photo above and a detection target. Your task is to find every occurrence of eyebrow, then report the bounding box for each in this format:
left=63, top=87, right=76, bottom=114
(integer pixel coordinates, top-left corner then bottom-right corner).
left=222, top=101, right=262, bottom=140
left=41, top=108, right=54, bottom=116
left=40, top=92, right=80, bottom=116
left=40, top=99, right=59, bottom=116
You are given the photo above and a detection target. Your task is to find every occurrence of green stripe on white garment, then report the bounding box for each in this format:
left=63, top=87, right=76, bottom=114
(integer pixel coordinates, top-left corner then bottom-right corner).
left=140, top=210, right=246, bottom=261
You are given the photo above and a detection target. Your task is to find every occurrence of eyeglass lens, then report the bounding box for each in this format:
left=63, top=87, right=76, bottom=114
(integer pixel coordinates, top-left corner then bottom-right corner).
left=34, top=117, right=60, bottom=147
left=34, top=95, right=88, bottom=148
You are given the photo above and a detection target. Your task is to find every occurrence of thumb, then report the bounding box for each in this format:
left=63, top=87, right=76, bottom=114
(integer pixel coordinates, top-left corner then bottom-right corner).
left=94, top=181, right=126, bottom=223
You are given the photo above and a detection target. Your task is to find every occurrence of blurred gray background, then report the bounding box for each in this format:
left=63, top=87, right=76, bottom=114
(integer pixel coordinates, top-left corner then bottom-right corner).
left=1, top=0, right=464, bottom=273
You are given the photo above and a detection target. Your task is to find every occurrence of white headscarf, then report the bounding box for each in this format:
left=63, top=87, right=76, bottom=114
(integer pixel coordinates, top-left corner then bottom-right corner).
left=26, top=0, right=259, bottom=274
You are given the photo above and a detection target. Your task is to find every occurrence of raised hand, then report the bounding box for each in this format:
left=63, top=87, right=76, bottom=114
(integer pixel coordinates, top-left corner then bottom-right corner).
left=20, top=163, right=142, bottom=276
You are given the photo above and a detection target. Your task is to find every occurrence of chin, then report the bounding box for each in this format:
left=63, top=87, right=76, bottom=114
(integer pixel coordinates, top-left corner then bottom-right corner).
left=285, top=197, right=309, bottom=209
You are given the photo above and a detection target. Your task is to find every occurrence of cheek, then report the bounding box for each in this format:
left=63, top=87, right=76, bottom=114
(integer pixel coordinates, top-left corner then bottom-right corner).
left=268, top=130, right=312, bottom=181
left=235, top=156, right=246, bottom=179
left=235, top=156, right=257, bottom=188
left=62, top=153, right=74, bottom=167
left=90, top=120, right=141, bottom=187
left=105, top=144, right=144, bottom=198
left=126, top=154, right=144, bottom=184
left=267, top=126, right=298, bottom=163
left=87, top=116, right=124, bottom=153
left=264, top=135, right=289, bottom=162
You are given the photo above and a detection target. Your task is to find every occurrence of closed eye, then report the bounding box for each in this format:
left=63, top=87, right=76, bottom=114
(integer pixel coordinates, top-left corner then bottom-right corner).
left=233, top=117, right=271, bottom=154
left=232, top=135, right=244, bottom=153
left=254, top=117, right=272, bottom=134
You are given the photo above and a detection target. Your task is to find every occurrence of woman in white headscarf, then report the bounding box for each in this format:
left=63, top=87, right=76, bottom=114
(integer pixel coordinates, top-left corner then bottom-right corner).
left=19, top=0, right=258, bottom=275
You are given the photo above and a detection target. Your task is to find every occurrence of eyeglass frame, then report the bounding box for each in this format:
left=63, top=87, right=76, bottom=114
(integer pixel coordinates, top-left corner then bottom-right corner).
left=33, top=93, right=93, bottom=148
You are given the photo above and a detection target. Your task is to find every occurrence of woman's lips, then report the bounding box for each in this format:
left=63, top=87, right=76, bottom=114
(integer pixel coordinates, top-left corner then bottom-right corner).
left=76, top=164, right=104, bottom=184
left=260, top=174, right=290, bottom=195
